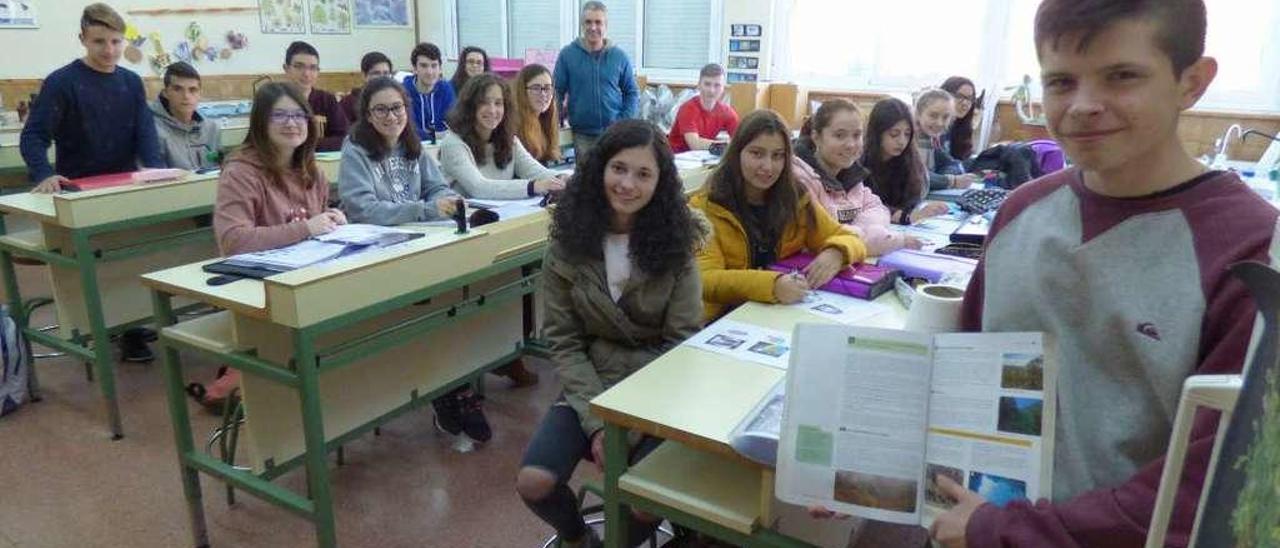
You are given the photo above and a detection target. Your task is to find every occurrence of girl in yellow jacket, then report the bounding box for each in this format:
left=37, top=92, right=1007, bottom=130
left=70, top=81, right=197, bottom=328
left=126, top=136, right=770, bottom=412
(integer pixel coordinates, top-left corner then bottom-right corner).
left=690, top=109, right=867, bottom=321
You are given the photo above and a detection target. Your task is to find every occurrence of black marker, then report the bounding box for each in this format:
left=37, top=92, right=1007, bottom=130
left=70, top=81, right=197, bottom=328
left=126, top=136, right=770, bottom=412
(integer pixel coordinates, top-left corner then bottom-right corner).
left=453, top=198, right=468, bottom=234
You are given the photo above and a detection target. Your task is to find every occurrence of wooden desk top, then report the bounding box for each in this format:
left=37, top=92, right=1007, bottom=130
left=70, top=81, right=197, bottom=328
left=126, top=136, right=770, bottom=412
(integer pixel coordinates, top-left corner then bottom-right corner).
left=0, top=172, right=219, bottom=228
left=591, top=296, right=907, bottom=467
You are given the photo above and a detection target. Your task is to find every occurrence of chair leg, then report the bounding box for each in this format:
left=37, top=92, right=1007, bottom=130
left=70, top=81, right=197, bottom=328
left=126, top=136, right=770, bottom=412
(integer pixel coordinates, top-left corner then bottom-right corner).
left=83, top=361, right=94, bottom=382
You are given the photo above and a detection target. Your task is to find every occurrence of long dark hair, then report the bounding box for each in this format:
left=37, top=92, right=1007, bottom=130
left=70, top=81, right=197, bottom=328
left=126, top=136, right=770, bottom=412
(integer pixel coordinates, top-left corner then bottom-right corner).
left=511, top=63, right=561, bottom=163
left=237, top=82, right=320, bottom=189
left=550, top=120, right=694, bottom=276
left=861, top=98, right=926, bottom=211
left=450, top=46, right=490, bottom=94
left=446, top=73, right=514, bottom=169
left=350, top=76, right=422, bottom=162
left=708, top=110, right=810, bottom=250
left=940, top=76, right=982, bottom=160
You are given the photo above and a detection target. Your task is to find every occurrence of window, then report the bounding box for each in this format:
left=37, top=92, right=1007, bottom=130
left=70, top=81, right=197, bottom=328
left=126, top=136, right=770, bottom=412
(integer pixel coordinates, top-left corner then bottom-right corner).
left=450, top=0, right=720, bottom=77
left=643, top=0, right=715, bottom=70
left=1001, top=0, right=1280, bottom=112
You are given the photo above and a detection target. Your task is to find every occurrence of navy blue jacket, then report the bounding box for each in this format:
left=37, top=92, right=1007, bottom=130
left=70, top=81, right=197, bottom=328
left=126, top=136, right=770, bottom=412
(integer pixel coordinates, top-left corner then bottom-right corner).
left=553, top=39, right=638, bottom=137
left=20, top=59, right=162, bottom=182
left=403, top=75, right=454, bottom=142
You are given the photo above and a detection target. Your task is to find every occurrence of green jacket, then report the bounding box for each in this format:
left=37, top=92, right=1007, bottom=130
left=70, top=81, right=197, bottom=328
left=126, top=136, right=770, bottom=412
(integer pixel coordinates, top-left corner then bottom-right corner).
left=540, top=240, right=704, bottom=436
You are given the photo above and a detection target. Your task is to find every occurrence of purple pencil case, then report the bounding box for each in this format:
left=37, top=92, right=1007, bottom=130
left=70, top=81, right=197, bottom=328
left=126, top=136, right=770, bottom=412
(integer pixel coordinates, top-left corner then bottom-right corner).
left=768, top=253, right=900, bottom=300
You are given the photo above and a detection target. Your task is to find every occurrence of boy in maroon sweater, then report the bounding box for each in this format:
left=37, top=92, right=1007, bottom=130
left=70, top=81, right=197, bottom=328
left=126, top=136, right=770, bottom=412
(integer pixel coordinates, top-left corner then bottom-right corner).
left=931, top=1, right=1279, bottom=547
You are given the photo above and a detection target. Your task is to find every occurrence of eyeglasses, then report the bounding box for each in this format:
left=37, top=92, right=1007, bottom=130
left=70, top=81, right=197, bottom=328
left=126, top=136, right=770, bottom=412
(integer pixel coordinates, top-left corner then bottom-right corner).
left=270, top=109, right=309, bottom=125
left=369, top=103, right=406, bottom=119
left=526, top=84, right=553, bottom=95
left=954, top=94, right=976, bottom=104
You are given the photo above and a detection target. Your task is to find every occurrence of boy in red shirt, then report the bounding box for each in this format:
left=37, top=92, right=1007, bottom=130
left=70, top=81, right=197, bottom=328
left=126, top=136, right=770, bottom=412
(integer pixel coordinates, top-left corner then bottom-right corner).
left=668, top=63, right=739, bottom=153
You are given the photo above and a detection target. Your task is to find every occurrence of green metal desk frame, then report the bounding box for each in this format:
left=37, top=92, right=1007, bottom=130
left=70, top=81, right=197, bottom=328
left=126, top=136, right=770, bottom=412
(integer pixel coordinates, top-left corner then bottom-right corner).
left=150, top=249, right=543, bottom=548
left=0, top=206, right=214, bottom=439
left=600, top=423, right=819, bottom=548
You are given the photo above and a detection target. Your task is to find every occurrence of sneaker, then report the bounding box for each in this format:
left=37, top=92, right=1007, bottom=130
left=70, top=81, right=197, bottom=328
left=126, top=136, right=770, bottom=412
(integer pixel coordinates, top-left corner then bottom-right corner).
left=458, top=392, right=492, bottom=443
left=432, top=394, right=464, bottom=436
left=493, top=359, right=539, bottom=387
left=120, top=329, right=154, bottom=363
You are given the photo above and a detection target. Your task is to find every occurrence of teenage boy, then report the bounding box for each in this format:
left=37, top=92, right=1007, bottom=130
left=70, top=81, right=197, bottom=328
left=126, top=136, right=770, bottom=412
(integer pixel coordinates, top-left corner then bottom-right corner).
left=403, top=42, right=453, bottom=142
left=931, top=1, right=1279, bottom=547
left=20, top=2, right=162, bottom=193
left=150, top=61, right=220, bottom=171
left=668, top=63, right=739, bottom=153
left=283, top=41, right=348, bottom=152
left=339, top=51, right=393, bottom=124
left=553, top=1, right=638, bottom=159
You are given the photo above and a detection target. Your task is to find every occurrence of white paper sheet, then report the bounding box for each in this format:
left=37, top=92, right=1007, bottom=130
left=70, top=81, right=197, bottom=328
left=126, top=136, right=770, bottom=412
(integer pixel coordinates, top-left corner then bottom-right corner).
left=787, top=290, right=893, bottom=325
left=683, top=318, right=793, bottom=370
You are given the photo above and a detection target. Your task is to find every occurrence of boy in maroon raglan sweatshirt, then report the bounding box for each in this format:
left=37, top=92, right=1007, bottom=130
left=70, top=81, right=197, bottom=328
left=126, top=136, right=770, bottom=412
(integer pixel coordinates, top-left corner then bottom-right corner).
left=929, top=2, right=1279, bottom=547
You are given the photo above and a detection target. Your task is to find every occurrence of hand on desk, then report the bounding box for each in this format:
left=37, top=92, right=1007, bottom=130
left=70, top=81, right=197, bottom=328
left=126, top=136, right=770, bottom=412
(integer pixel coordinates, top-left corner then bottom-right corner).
left=32, top=175, right=69, bottom=194
left=306, top=209, right=347, bottom=236
left=928, top=475, right=987, bottom=548
left=435, top=197, right=458, bottom=217
left=773, top=272, right=810, bottom=304
left=534, top=177, right=566, bottom=195
left=903, top=234, right=926, bottom=250
left=803, top=247, right=844, bottom=288
left=950, top=173, right=981, bottom=189
left=911, top=201, right=951, bottom=224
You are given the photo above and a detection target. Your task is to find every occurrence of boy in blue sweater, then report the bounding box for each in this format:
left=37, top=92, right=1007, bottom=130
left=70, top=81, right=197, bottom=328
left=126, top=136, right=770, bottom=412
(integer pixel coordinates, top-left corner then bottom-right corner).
left=403, top=42, right=454, bottom=143
left=20, top=2, right=162, bottom=193
left=553, top=1, right=638, bottom=160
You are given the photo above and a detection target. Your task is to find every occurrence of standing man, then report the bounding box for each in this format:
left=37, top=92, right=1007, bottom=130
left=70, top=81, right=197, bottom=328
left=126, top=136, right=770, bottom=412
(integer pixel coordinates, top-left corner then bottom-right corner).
left=553, top=1, right=638, bottom=160
left=282, top=41, right=349, bottom=151
left=150, top=61, right=221, bottom=171
left=339, top=51, right=393, bottom=124
left=20, top=2, right=162, bottom=193
left=930, top=0, right=1280, bottom=546
left=668, top=63, right=739, bottom=153
left=403, top=42, right=453, bottom=143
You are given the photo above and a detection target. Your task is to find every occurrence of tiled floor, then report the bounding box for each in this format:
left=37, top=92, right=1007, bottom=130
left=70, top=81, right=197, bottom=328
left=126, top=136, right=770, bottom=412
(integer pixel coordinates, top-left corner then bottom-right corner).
left=0, top=237, right=928, bottom=548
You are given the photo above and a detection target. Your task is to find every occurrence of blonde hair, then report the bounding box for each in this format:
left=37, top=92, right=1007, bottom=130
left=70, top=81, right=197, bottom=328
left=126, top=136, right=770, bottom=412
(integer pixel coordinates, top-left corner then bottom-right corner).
left=511, top=64, right=562, bottom=163
left=914, top=88, right=955, bottom=113
left=81, top=3, right=125, bottom=33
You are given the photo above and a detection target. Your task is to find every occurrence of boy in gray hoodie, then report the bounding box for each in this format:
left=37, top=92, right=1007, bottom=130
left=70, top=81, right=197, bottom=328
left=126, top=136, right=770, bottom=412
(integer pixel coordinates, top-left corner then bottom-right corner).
left=150, top=61, right=220, bottom=171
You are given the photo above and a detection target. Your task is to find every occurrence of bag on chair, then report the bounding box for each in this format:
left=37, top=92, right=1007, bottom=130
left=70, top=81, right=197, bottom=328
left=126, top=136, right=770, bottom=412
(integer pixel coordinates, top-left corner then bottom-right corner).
left=0, top=305, right=33, bottom=417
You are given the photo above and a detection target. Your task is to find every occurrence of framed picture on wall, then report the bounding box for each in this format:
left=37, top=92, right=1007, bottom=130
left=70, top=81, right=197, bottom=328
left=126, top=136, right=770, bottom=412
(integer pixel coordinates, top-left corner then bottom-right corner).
left=309, top=0, right=353, bottom=34
left=745, top=24, right=762, bottom=37
left=355, top=0, right=411, bottom=28
left=731, top=24, right=745, bottom=37
left=260, top=0, right=306, bottom=34
left=0, top=0, right=38, bottom=28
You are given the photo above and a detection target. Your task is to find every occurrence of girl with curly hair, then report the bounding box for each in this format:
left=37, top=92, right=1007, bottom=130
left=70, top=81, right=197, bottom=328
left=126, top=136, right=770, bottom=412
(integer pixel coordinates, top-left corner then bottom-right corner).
left=515, top=119, right=705, bottom=548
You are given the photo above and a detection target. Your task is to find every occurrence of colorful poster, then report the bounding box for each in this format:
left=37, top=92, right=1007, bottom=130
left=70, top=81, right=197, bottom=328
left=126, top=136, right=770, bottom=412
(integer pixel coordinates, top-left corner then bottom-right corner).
left=0, top=0, right=38, bottom=28
left=260, top=0, right=305, bottom=34
left=355, top=0, right=410, bottom=28
left=309, top=0, right=352, bottom=34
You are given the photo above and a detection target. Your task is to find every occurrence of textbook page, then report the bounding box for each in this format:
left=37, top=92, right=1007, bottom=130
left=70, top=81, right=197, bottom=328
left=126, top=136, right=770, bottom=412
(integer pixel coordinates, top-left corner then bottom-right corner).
left=920, top=332, right=1054, bottom=528
left=776, top=324, right=934, bottom=525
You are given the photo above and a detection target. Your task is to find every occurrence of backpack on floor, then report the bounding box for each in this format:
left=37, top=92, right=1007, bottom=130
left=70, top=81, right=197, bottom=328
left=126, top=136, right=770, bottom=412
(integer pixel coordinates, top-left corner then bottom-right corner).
left=0, top=305, right=33, bottom=417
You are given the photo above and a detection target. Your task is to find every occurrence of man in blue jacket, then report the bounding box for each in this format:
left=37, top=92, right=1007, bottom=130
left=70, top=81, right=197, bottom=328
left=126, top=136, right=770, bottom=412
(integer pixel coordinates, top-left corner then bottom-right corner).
left=553, top=1, right=638, bottom=160
left=21, top=2, right=162, bottom=193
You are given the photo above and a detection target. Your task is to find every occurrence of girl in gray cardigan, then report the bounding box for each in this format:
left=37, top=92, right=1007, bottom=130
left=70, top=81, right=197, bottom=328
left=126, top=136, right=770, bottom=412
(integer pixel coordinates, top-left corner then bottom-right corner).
left=439, top=73, right=567, bottom=200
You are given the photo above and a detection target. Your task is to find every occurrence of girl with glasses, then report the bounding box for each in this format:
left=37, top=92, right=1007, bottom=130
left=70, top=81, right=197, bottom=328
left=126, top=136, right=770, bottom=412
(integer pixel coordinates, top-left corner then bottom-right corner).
left=940, top=76, right=983, bottom=163
left=449, top=46, right=490, bottom=99
left=338, top=76, right=459, bottom=225
left=202, top=82, right=346, bottom=413
left=510, top=63, right=563, bottom=165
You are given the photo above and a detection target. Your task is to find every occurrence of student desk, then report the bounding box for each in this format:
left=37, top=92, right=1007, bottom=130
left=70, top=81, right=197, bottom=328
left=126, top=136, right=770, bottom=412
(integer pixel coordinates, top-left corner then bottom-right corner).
left=143, top=164, right=715, bottom=548
left=0, top=174, right=220, bottom=438
left=590, top=298, right=908, bottom=548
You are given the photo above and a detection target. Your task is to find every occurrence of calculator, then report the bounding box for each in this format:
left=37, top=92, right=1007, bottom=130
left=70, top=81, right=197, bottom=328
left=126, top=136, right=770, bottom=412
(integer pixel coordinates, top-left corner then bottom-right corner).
left=956, top=188, right=1009, bottom=214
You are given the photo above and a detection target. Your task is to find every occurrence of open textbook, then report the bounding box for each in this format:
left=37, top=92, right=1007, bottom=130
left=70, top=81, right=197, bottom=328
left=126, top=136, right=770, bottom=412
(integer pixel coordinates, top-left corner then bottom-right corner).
left=775, top=324, right=1055, bottom=528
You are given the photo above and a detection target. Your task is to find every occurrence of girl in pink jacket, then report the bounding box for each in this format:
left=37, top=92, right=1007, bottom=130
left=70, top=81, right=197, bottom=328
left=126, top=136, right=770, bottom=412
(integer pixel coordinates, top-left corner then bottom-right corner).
left=792, top=99, right=923, bottom=256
